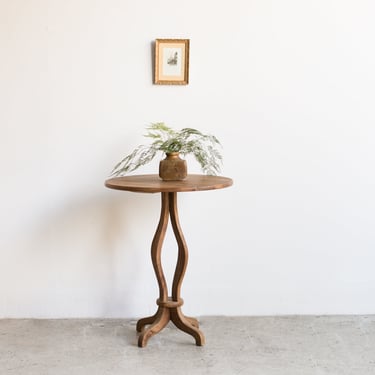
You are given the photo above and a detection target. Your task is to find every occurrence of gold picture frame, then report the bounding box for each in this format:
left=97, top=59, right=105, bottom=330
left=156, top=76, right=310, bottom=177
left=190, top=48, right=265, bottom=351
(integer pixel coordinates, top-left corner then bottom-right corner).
left=154, top=39, right=190, bottom=85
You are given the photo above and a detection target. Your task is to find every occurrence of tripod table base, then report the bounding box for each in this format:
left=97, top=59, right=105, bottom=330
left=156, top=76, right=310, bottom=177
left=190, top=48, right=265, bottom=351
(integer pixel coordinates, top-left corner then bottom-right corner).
left=136, top=298, right=205, bottom=348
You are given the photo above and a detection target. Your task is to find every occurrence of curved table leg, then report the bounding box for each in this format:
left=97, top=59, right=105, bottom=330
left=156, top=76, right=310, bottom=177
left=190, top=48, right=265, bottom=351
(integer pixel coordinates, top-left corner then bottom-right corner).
left=137, top=192, right=169, bottom=347
left=138, top=307, right=170, bottom=347
left=169, top=191, right=205, bottom=343
left=184, top=316, right=199, bottom=328
left=136, top=309, right=159, bottom=333
left=170, top=307, right=205, bottom=346
left=136, top=192, right=205, bottom=347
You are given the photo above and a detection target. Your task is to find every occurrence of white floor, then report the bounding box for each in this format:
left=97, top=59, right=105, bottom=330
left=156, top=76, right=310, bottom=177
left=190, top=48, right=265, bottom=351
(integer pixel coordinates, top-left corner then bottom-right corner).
left=1, top=316, right=374, bottom=375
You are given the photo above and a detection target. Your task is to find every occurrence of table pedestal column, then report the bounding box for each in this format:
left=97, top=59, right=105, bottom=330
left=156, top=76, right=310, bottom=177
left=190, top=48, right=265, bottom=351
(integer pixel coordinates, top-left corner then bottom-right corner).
left=136, top=192, right=205, bottom=348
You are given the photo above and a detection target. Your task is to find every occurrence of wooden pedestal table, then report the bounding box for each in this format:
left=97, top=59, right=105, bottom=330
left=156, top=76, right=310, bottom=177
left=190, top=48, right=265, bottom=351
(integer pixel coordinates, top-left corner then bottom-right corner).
left=105, top=174, right=233, bottom=347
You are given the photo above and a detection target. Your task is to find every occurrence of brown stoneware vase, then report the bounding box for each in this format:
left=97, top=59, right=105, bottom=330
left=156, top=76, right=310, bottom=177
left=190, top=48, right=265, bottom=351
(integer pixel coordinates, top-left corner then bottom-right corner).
left=159, top=152, right=187, bottom=181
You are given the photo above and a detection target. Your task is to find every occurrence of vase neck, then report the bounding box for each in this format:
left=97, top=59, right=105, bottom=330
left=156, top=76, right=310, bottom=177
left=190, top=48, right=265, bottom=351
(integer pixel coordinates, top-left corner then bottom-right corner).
left=166, top=152, right=180, bottom=159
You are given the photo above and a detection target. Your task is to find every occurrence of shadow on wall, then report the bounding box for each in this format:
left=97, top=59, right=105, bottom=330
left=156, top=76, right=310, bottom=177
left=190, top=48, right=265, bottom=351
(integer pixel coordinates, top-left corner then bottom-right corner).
left=0, top=191, right=159, bottom=318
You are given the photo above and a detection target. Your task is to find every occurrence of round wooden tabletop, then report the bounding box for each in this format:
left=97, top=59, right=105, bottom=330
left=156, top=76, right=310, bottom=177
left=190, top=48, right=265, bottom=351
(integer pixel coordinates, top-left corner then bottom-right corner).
left=105, top=174, right=233, bottom=193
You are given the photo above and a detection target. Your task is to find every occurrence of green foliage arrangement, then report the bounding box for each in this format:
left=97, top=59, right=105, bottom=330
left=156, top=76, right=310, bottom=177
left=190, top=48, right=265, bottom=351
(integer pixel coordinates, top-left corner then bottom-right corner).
left=111, top=122, right=223, bottom=176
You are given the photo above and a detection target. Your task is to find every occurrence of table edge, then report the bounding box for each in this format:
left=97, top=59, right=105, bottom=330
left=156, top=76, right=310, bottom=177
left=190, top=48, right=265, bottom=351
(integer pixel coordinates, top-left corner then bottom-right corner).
left=105, top=174, right=233, bottom=193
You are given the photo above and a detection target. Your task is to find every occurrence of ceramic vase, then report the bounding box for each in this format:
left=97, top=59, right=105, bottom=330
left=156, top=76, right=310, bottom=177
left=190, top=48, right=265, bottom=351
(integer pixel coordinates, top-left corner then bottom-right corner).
left=159, top=152, right=187, bottom=181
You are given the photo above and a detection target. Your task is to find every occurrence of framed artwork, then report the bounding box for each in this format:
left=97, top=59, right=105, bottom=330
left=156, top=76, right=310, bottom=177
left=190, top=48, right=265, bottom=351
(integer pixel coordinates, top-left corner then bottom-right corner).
left=154, top=39, right=190, bottom=85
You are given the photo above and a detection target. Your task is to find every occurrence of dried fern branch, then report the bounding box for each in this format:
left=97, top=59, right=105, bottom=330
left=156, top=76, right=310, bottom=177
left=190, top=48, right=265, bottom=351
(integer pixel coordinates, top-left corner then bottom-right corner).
left=111, top=123, right=223, bottom=177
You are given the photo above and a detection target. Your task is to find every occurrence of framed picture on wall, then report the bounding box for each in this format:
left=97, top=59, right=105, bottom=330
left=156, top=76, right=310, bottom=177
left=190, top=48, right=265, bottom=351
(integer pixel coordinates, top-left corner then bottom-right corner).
left=154, top=39, right=190, bottom=85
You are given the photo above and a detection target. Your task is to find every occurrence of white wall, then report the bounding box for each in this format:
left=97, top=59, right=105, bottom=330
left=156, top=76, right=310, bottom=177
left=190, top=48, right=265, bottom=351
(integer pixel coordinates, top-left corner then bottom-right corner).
left=1, top=0, right=374, bottom=318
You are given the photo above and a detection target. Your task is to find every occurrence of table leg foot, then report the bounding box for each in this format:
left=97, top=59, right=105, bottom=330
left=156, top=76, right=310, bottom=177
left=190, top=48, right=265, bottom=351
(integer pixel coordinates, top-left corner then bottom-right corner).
left=170, top=308, right=205, bottom=346
left=137, top=308, right=170, bottom=348
left=185, top=316, right=199, bottom=328
left=136, top=310, right=159, bottom=333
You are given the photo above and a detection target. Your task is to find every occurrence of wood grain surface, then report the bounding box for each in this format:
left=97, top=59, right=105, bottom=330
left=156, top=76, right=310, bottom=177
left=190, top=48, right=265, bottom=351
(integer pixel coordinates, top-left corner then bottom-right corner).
left=105, top=174, right=233, bottom=193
